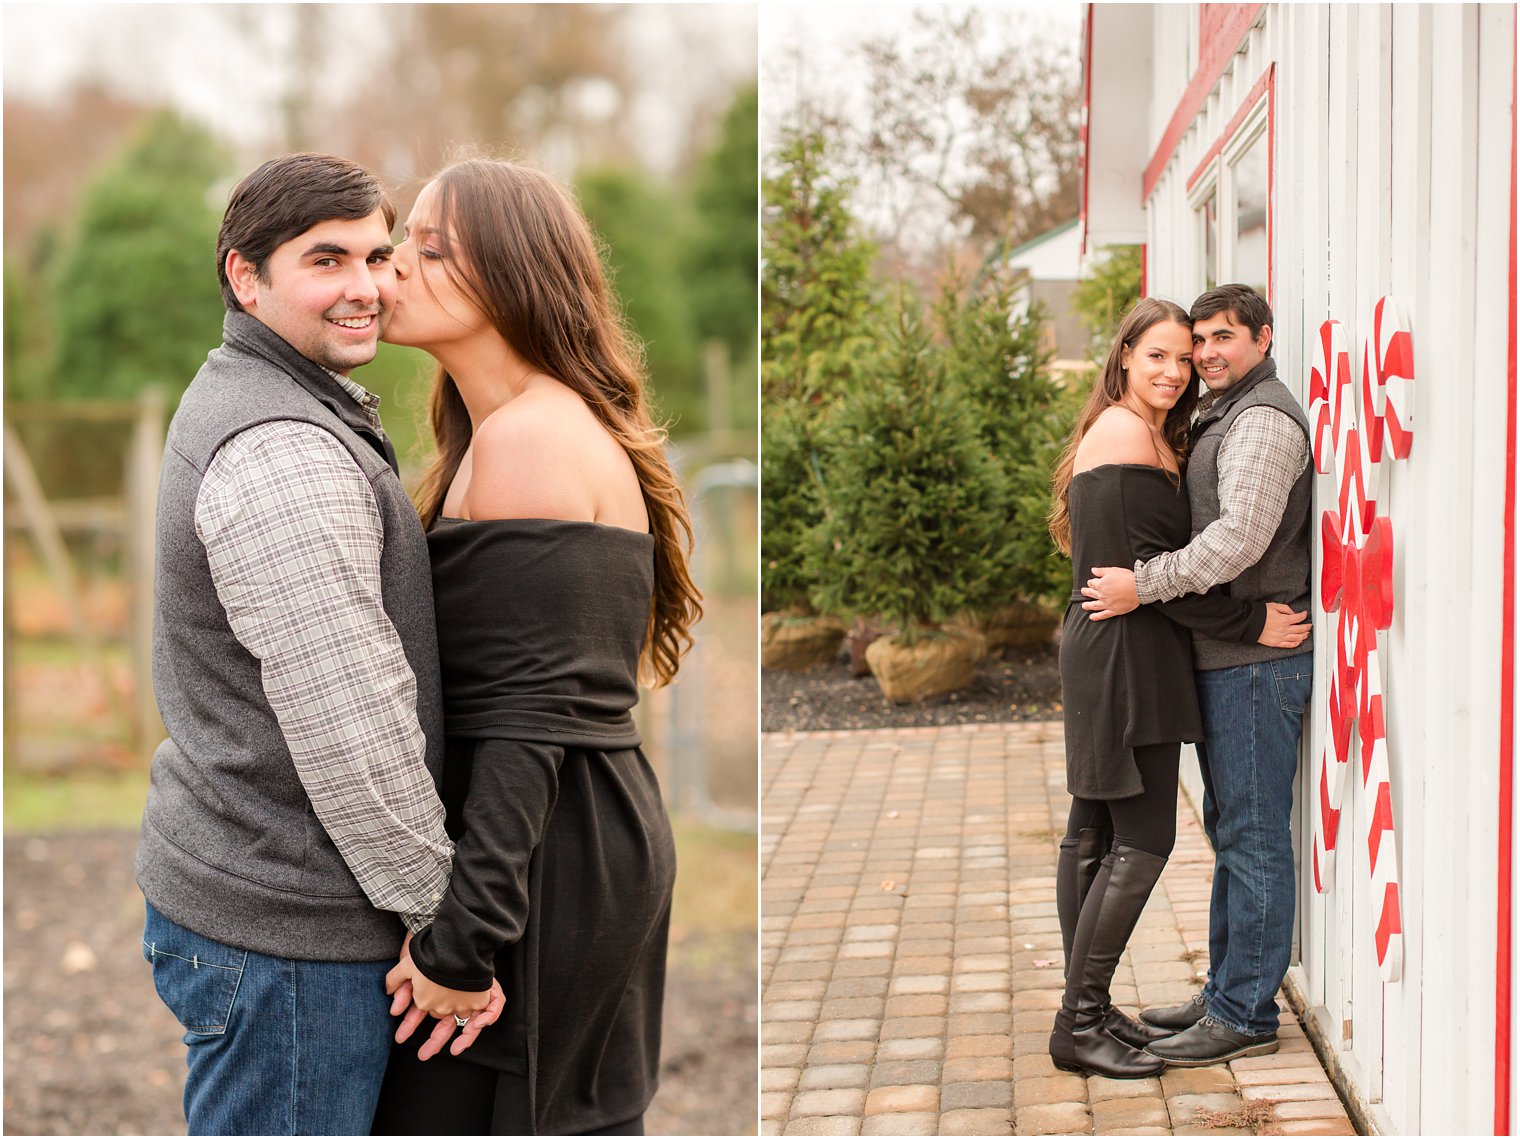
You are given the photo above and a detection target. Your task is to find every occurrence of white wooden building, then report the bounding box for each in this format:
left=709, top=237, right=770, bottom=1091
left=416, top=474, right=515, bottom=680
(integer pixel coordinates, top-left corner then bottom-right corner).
left=1082, top=4, right=1517, bottom=1133
left=1002, top=218, right=1088, bottom=364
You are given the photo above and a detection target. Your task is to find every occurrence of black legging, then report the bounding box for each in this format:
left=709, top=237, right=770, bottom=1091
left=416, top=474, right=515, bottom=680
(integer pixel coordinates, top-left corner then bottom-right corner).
left=372, top=1042, right=644, bottom=1136
left=1063, top=742, right=1180, bottom=858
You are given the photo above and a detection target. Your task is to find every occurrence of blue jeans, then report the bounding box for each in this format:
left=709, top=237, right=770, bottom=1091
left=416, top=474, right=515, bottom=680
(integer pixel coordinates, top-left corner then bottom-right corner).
left=142, top=901, right=395, bottom=1135
left=1194, top=653, right=1313, bottom=1037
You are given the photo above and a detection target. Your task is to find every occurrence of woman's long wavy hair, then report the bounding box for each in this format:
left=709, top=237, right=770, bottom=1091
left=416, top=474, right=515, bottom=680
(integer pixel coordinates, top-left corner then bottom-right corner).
left=1047, top=297, right=1197, bottom=555
left=412, top=158, right=701, bottom=686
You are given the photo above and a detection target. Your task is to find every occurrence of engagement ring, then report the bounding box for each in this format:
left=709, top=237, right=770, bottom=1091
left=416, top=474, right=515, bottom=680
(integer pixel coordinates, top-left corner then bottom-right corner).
left=454, top=1014, right=471, bottom=1028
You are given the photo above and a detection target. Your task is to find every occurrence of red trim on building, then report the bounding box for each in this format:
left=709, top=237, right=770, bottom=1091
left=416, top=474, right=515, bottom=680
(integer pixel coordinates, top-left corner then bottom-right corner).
left=1498, top=26, right=1517, bottom=1138
left=1142, top=3, right=1264, bottom=202
left=1185, top=66, right=1275, bottom=191
left=1080, top=4, right=1094, bottom=256
left=1178, top=65, right=1275, bottom=303
left=1198, top=4, right=1256, bottom=80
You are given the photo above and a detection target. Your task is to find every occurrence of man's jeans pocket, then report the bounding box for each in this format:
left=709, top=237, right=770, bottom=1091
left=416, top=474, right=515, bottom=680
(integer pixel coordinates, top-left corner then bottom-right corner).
left=142, top=903, right=246, bottom=1036
left=1270, top=655, right=1314, bottom=714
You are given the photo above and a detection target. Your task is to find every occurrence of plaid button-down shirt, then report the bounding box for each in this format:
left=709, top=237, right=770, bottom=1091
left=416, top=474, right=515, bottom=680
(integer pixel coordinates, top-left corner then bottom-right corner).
left=193, top=376, right=452, bottom=933
left=1135, top=403, right=1311, bottom=603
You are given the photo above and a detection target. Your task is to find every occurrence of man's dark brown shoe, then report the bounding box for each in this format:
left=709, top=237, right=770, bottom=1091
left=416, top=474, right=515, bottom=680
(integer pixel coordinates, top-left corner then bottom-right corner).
left=1139, top=990, right=1207, bottom=1032
left=1145, top=1015, right=1279, bottom=1067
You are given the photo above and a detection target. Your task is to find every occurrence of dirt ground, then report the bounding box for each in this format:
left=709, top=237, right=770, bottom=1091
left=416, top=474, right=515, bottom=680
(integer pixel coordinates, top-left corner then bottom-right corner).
left=2, top=830, right=756, bottom=1137
left=761, top=643, right=1064, bottom=733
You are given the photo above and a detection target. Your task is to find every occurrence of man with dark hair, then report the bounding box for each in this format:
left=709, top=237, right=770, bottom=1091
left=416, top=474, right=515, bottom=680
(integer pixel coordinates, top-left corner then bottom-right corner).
left=1081, top=283, right=1314, bottom=1066
left=136, top=153, right=497, bottom=1134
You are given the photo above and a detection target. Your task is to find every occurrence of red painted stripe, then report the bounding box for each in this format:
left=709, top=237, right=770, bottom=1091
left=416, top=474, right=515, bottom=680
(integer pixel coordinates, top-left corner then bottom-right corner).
left=1496, top=21, right=1517, bottom=1135
left=1143, top=4, right=1264, bottom=202
left=1367, top=780, right=1394, bottom=867
left=1186, top=66, right=1276, bottom=191
left=1080, top=4, right=1094, bottom=256
left=1319, top=762, right=1340, bottom=845
left=1375, top=881, right=1402, bottom=964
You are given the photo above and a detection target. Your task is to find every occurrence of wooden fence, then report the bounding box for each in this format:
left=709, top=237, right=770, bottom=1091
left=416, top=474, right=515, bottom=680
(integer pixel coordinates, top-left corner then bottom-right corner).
left=4, top=391, right=166, bottom=764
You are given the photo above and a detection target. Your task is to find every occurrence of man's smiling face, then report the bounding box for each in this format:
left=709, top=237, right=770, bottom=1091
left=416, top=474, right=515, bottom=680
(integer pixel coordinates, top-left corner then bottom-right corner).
left=1191, top=309, right=1272, bottom=393
left=227, top=210, right=396, bottom=375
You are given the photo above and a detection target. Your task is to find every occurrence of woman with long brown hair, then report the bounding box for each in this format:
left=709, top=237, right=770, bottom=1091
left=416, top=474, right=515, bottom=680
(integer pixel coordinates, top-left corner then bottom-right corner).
left=368, top=157, right=701, bottom=1135
left=1044, top=298, right=1307, bottom=1079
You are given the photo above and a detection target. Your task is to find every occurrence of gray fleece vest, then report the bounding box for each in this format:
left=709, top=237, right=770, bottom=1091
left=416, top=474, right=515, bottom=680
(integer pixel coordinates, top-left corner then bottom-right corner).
left=1188, top=358, right=1315, bottom=670
left=135, top=312, right=444, bottom=961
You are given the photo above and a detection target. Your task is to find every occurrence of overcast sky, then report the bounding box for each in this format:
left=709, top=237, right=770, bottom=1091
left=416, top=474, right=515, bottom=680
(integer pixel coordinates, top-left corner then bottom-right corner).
left=3, top=3, right=757, bottom=172
left=759, top=2, right=1083, bottom=151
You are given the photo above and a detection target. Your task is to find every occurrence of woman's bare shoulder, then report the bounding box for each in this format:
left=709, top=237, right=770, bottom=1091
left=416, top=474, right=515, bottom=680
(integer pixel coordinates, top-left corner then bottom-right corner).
left=1073, top=406, right=1164, bottom=472
left=474, top=384, right=579, bottom=451
left=466, top=389, right=598, bottom=522
left=467, top=382, right=642, bottom=526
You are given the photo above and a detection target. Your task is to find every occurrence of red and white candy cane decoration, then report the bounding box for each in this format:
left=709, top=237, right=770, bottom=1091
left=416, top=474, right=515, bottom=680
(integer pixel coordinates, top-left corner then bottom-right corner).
left=1308, top=298, right=1412, bottom=983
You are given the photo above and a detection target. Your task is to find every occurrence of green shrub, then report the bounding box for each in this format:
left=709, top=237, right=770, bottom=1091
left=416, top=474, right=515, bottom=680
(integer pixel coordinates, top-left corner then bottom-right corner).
left=1072, top=244, right=1143, bottom=360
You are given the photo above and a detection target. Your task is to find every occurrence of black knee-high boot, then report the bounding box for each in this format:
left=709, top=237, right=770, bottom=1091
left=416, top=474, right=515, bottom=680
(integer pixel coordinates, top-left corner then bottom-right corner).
left=1057, top=827, right=1109, bottom=969
left=1049, top=845, right=1168, bottom=1078
left=1056, top=831, right=1173, bottom=1051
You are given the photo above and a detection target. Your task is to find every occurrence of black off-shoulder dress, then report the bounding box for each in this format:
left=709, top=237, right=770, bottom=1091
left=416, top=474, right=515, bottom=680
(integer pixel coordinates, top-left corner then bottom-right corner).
left=376, top=518, right=676, bottom=1136
left=1060, top=465, right=1268, bottom=800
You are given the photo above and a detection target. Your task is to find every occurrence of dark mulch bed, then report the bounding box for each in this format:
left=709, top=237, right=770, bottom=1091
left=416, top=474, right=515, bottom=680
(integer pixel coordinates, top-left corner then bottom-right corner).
left=2, top=831, right=755, bottom=1137
left=761, top=643, right=1065, bottom=733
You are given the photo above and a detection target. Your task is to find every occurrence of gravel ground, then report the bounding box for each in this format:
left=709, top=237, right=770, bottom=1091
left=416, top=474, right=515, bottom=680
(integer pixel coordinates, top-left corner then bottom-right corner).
left=761, top=643, right=1064, bottom=733
left=2, top=831, right=756, bottom=1137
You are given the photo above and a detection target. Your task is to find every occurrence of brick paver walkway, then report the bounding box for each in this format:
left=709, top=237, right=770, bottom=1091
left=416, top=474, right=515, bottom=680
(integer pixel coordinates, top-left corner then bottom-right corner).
left=760, top=723, right=1358, bottom=1137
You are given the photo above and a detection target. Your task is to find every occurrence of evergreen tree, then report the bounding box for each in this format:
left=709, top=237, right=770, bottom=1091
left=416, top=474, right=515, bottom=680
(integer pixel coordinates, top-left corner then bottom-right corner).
left=808, top=299, right=1011, bottom=643
left=936, top=268, right=1079, bottom=607
left=760, top=126, right=879, bottom=612
left=760, top=400, right=827, bottom=612
left=49, top=110, right=228, bottom=400
left=761, top=127, right=878, bottom=405
left=687, top=83, right=759, bottom=367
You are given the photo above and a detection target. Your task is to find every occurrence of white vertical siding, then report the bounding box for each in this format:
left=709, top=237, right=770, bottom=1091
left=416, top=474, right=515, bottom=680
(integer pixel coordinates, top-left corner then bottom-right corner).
left=1470, top=1, right=1516, bottom=1125
left=1151, top=5, right=1196, bottom=155
left=1278, top=0, right=1334, bottom=1040
left=1136, top=3, right=1516, bottom=1132
left=1416, top=6, right=1499, bottom=1133
left=1381, top=6, right=1433, bottom=1129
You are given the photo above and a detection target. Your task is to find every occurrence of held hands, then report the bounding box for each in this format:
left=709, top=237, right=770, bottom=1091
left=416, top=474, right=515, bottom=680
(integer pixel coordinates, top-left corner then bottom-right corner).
left=386, top=932, right=506, bottom=1060
left=1081, top=567, right=1139, bottom=620
left=1259, top=602, right=1311, bottom=648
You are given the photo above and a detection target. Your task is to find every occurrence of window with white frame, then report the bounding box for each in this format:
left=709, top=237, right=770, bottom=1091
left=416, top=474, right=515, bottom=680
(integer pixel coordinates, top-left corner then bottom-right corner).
left=1196, top=183, right=1219, bottom=291
left=1189, top=99, right=1271, bottom=298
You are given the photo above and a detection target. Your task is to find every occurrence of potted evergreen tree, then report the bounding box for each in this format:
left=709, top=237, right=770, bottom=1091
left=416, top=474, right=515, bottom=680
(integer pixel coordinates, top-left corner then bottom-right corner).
left=809, top=301, right=1009, bottom=701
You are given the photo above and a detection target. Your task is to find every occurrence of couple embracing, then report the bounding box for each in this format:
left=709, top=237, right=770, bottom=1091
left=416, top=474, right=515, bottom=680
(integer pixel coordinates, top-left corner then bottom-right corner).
left=136, top=153, right=700, bottom=1135
left=1046, top=286, right=1315, bottom=1078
